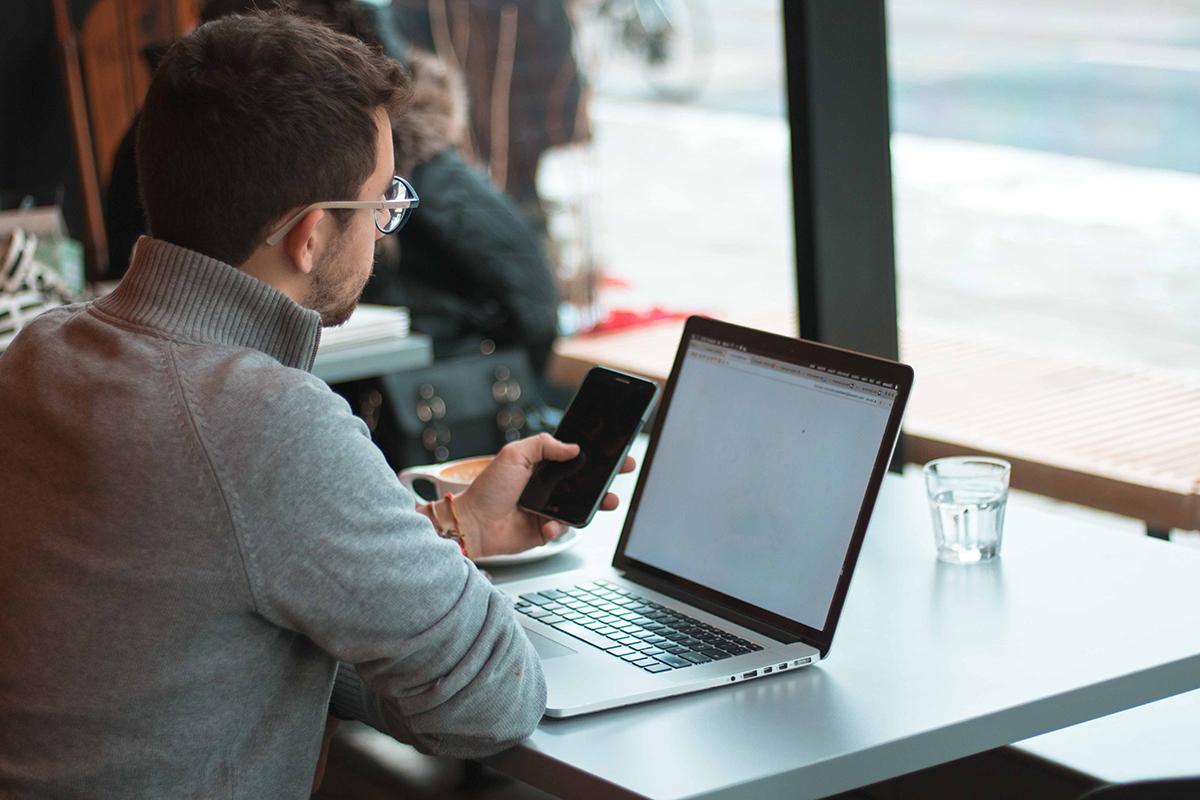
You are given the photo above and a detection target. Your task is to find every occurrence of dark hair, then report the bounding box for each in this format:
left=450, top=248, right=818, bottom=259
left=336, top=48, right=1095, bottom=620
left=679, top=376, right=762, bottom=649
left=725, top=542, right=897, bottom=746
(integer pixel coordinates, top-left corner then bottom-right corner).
left=137, top=11, right=408, bottom=266
left=199, top=0, right=382, bottom=47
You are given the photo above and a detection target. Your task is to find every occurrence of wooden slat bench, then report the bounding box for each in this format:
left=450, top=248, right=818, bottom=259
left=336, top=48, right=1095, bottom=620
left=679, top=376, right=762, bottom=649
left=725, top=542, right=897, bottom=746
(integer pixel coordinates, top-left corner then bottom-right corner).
left=901, top=324, right=1200, bottom=535
left=548, top=317, right=1200, bottom=533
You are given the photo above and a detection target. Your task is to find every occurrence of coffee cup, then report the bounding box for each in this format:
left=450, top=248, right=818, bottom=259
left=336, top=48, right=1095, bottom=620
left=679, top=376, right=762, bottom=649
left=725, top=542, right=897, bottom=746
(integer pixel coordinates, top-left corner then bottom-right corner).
left=398, top=455, right=493, bottom=499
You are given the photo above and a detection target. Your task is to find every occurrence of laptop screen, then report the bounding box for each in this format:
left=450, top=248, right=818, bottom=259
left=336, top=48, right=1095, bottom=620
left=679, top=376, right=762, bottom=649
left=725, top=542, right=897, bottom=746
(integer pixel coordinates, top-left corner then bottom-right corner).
left=620, top=333, right=900, bottom=633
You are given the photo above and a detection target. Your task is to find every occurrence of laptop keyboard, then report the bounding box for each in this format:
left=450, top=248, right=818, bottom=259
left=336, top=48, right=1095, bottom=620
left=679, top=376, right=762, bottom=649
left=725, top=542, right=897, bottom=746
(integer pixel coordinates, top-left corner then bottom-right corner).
left=516, top=579, right=762, bottom=674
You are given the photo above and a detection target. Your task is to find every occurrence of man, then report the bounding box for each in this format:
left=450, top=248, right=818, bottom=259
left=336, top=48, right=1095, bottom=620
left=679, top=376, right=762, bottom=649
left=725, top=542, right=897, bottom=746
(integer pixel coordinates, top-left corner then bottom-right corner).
left=104, top=0, right=563, bottom=381
left=0, top=12, right=627, bottom=797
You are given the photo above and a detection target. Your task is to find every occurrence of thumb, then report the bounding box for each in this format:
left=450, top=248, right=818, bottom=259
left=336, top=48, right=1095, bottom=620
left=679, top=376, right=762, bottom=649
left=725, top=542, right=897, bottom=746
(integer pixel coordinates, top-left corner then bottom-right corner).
left=527, top=432, right=580, bottom=463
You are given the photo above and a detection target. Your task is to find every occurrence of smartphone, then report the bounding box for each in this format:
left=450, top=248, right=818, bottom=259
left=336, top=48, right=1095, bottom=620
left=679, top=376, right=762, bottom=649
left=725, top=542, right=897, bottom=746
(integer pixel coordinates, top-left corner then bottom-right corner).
left=519, top=367, right=659, bottom=527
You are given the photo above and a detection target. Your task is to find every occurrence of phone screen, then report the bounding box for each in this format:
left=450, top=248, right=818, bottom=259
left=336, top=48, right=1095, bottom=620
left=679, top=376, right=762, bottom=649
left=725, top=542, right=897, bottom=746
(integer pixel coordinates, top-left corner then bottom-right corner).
left=519, top=368, right=658, bottom=526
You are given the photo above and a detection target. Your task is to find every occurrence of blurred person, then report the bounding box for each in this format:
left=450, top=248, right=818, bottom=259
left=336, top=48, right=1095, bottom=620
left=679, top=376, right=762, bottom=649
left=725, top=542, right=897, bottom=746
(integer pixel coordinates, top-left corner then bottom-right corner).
left=0, top=12, right=629, bottom=797
left=390, top=0, right=591, bottom=229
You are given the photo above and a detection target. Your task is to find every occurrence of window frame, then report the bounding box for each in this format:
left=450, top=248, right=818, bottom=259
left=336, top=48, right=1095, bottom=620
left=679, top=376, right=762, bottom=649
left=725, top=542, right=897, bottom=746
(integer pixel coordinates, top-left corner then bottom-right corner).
left=784, top=0, right=899, bottom=362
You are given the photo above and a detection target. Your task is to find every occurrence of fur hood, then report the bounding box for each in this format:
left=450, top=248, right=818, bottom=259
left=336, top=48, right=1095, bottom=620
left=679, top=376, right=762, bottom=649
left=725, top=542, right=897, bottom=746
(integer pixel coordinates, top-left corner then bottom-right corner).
left=391, top=49, right=469, bottom=176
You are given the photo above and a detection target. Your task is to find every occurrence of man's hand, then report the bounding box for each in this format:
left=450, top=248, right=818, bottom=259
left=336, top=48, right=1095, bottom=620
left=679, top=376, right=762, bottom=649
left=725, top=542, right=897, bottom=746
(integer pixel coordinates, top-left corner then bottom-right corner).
left=454, top=433, right=635, bottom=558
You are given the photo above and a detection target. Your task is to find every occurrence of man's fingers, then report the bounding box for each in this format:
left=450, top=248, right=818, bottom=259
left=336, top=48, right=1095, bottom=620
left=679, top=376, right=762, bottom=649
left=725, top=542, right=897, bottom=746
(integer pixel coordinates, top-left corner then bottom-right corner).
left=535, top=433, right=581, bottom=463
left=600, top=492, right=619, bottom=512
left=541, top=519, right=569, bottom=540
left=620, top=456, right=636, bottom=474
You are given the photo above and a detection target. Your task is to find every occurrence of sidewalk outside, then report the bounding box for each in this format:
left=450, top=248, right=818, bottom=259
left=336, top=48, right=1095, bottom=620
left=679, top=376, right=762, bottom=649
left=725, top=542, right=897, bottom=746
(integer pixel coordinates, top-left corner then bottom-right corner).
left=542, top=95, right=1200, bottom=379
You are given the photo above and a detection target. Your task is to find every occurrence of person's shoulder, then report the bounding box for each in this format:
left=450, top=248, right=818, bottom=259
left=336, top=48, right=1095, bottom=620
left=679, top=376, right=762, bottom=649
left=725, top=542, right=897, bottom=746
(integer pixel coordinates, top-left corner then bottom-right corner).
left=410, top=152, right=543, bottom=247
left=169, top=342, right=360, bottom=437
left=415, top=151, right=502, bottom=200
left=169, top=342, right=381, bottom=483
left=23, top=302, right=88, bottom=331
left=0, top=303, right=89, bottom=364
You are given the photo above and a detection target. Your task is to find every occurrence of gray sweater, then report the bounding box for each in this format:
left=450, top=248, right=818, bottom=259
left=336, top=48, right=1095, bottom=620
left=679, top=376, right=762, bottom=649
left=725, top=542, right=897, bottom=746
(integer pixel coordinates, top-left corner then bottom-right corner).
left=0, top=238, right=545, bottom=798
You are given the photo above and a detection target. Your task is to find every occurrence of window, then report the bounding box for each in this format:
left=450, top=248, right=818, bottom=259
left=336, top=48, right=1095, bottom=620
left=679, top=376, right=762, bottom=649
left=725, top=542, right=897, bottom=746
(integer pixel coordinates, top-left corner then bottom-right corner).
left=888, top=0, right=1200, bottom=375
left=538, top=0, right=795, bottom=333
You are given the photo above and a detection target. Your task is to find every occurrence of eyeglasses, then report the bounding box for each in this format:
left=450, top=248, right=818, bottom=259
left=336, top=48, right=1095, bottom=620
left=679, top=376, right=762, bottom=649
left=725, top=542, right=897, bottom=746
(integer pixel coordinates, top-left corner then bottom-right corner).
left=264, top=176, right=420, bottom=246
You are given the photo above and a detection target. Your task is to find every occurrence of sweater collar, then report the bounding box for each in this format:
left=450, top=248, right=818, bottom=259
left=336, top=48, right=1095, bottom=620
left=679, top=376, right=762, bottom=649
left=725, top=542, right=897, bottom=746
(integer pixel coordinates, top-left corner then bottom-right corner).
left=94, top=237, right=321, bottom=371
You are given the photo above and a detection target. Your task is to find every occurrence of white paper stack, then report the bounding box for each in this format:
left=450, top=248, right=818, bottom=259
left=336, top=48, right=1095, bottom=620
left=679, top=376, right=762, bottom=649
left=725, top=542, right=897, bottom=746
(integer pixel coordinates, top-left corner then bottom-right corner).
left=317, top=304, right=411, bottom=353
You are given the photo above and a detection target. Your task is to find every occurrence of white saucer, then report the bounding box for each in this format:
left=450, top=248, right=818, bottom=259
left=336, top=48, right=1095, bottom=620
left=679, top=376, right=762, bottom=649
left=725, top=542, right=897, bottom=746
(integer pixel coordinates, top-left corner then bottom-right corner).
left=472, top=528, right=580, bottom=567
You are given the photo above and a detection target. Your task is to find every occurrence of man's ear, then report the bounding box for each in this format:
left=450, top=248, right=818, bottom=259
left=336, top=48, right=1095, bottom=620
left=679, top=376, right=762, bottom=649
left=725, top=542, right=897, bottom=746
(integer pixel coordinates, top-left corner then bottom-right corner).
left=281, top=209, right=327, bottom=276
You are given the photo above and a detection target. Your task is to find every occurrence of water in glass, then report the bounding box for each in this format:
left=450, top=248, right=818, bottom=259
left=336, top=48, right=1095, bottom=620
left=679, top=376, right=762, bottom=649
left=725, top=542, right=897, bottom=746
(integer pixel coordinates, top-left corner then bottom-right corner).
left=930, top=487, right=1006, bottom=564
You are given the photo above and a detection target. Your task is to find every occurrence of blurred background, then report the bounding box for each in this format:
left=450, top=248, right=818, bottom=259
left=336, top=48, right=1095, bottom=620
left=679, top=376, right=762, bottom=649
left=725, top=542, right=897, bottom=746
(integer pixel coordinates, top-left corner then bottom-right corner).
left=551, top=0, right=1200, bottom=372
left=6, top=0, right=1197, bottom=372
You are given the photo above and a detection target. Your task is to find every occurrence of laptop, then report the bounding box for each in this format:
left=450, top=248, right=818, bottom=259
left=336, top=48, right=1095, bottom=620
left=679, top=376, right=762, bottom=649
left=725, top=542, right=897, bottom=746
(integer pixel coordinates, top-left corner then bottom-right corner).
left=502, top=316, right=913, bottom=717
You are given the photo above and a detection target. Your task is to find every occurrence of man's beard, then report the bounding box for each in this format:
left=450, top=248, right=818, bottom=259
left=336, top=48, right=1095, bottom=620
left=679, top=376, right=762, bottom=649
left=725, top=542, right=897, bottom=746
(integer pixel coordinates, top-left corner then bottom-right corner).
left=305, top=233, right=368, bottom=327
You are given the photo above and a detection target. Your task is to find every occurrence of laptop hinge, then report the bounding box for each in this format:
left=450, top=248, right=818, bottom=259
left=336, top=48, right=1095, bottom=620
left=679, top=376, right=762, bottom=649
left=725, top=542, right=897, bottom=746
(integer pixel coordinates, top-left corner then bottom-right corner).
left=618, top=566, right=804, bottom=645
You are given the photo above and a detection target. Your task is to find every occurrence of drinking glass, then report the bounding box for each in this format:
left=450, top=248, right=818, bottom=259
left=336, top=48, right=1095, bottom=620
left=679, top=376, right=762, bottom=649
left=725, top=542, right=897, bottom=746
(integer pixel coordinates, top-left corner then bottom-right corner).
left=923, top=457, right=1011, bottom=564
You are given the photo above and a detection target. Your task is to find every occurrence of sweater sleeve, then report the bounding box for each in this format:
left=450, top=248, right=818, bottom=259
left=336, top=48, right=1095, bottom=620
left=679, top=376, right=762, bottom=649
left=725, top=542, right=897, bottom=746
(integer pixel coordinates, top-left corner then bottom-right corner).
left=181, top=354, right=546, bottom=757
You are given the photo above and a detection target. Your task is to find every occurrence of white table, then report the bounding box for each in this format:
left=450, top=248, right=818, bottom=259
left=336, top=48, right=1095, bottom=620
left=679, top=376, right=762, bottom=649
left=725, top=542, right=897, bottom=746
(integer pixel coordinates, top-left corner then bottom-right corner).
left=1016, top=687, right=1200, bottom=785
left=482, top=443, right=1200, bottom=799
left=311, top=333, right=430, bottom=384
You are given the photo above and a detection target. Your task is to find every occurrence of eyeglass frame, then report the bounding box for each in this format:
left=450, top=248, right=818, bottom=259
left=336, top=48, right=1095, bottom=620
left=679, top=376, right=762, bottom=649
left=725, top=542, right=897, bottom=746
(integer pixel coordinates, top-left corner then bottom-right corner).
left=264, top=175, right=419, bottom=247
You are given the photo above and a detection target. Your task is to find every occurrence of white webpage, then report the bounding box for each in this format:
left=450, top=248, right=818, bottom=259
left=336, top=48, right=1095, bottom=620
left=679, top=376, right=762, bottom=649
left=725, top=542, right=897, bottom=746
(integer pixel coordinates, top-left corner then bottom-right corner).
left=624, top=340, right=896, bottom=630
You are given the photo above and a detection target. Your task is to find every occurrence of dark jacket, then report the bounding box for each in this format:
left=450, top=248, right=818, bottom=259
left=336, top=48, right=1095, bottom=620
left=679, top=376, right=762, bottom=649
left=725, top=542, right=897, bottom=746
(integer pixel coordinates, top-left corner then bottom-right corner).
left=365, top=148, right=559, bottom=375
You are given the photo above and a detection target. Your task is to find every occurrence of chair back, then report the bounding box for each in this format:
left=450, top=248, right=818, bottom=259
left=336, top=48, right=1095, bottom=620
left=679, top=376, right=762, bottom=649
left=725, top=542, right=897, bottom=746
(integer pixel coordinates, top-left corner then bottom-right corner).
left=51, top=0, right=197, bottom=278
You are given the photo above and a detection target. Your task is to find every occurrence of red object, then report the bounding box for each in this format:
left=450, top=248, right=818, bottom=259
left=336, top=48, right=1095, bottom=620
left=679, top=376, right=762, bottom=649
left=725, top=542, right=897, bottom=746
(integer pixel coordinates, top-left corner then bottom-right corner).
left=585, top=307, right=695, bottom=335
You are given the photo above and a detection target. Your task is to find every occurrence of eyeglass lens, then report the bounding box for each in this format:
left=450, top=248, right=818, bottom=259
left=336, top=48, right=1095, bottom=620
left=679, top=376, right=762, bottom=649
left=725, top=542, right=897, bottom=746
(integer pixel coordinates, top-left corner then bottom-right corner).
left=375, top=176, right=414, bottom=235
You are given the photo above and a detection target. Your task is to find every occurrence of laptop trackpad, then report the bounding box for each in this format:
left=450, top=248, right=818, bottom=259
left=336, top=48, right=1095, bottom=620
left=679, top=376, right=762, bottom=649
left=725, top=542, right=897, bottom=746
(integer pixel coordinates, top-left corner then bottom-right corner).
left=527, top=630, right=577, bottom=660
